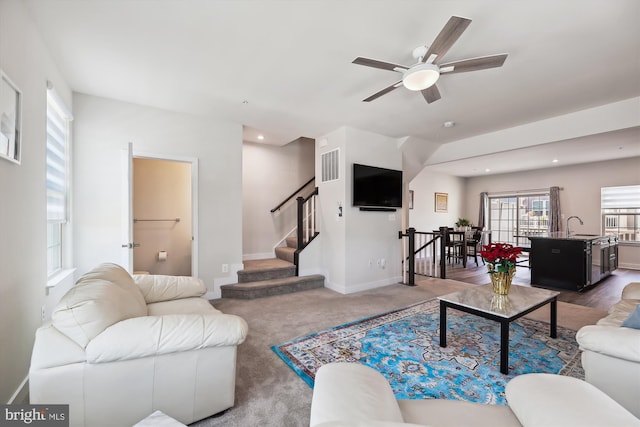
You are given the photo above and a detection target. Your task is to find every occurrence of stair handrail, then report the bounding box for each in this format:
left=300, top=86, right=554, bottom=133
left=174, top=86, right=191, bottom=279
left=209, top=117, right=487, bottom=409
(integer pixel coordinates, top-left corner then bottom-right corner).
left=296, top=187, right=319, bottom=251
left=270, top=176, right=315, bottom=213
left=398, top=227, right=447, bottom=285
left=294, top=187, right=319, bottom=273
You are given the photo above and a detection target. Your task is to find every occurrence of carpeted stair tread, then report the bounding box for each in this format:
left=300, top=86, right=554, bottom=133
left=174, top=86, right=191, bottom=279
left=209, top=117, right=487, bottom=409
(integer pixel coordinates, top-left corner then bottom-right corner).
left=221, top=274, right=324, bottom=299
left=286, top=237, right=298, bottom=248
left=238, top=258, right=295, bottom=282
left=274, top=246, right=296, bottom=263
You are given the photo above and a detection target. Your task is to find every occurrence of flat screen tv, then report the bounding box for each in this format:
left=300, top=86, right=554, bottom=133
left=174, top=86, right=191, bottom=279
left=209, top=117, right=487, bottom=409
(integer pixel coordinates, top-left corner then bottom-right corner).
left=352, top=163, right=402, bottom=209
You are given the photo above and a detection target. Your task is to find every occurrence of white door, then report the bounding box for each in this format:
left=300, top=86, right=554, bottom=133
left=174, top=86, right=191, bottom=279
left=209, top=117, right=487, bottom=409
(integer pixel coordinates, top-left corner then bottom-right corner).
left=120, top=142, right=135, bottom=272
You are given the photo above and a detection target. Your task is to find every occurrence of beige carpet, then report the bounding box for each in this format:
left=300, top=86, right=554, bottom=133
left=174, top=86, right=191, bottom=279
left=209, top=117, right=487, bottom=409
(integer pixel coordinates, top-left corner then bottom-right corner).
left=193, top=278, right=606, bottom=427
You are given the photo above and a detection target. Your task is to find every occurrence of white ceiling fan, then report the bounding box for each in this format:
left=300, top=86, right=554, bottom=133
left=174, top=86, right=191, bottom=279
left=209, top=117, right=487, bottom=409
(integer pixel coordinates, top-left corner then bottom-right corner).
left=352, top=16, right=508, bottom=104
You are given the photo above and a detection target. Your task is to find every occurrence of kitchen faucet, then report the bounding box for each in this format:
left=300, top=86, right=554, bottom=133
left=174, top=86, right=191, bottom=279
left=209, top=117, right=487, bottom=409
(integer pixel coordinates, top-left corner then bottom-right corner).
left=566, top=216, right=584, bottom=237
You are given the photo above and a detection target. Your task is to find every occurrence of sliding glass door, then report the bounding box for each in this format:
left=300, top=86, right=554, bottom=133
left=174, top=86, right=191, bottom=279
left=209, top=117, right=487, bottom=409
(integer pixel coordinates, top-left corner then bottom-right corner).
left=488, top=194, right=549, bottom=246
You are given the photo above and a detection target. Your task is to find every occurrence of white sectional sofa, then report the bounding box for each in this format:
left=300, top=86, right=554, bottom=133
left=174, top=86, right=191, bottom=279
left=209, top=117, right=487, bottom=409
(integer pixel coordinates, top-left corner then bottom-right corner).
left=310, top=363, right=640, bottom=427
left=576, top=281, right=640, bottom=418
left=29, top=263, right=248, bottom=427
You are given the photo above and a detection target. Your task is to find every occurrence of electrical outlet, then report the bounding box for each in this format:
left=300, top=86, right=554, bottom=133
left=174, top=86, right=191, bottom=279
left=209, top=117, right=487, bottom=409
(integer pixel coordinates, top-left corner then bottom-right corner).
left=222, top=264, right=229, bottom=273
left=41, top=305, right=46, bottom=322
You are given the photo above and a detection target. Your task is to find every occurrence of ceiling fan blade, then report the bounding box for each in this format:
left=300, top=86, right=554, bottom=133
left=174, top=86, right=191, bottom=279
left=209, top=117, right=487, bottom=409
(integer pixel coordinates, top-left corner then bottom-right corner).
left=363, top=81, right=403, bottom=102
left=352, top=57, right=408, bottom=72
left=439, top=54, right=508, bottom=74
left=421, top=84, right=441, bottom=104
left=423, top=16, right=472, bottom=64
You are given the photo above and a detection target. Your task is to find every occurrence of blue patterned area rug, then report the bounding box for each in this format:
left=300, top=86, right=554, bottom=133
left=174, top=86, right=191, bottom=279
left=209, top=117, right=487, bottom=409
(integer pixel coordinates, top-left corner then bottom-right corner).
left=271, top=299, right=582, bottom=405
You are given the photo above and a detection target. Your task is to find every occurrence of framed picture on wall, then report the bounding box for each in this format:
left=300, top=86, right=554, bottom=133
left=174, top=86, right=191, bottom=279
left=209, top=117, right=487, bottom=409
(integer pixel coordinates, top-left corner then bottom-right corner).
left=435, top=192, right=448, bottom=213
left=0, top=70, right=21, bottom=164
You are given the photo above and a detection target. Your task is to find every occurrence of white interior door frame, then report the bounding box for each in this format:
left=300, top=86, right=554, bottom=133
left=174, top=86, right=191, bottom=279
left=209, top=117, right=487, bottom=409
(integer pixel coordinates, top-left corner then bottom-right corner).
left=131, top=150, right=200, bottom=278
left=120, top=143, right=134, bottom=271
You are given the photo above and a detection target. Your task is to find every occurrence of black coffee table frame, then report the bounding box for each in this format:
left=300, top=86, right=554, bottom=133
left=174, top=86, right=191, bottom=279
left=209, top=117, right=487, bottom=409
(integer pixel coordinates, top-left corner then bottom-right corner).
left=439, top=292, right=557, bottom=375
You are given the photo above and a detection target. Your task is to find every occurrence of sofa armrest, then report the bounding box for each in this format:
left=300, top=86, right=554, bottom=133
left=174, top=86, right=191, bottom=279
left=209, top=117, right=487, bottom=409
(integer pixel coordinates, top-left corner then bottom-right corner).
left=576, top=325, right=640, bottom=363
left=132, top=274, right=206, bottom=303
left=30, top=323, right=87, bottom=370
left=310, top=363, right=405, bottom=427
left=85, top=313, right=248, bottom=363
left=506, top=373, right=640, bottom=427
left=622, top=282, right=640, bottom=300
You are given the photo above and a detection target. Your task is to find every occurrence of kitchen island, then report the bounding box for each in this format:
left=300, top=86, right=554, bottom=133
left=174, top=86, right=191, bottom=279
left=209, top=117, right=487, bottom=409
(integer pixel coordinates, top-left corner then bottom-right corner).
left=528, top=233, right=618, bottom=291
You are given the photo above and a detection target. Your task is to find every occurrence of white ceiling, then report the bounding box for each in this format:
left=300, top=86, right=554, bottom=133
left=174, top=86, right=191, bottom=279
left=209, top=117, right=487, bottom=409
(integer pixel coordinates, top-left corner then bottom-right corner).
left=24, top=0, right=640, bottom=176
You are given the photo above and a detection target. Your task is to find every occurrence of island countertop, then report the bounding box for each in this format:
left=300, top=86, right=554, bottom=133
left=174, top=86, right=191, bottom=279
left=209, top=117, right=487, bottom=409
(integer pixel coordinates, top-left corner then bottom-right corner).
left=527, top=232, right=611, bottom=242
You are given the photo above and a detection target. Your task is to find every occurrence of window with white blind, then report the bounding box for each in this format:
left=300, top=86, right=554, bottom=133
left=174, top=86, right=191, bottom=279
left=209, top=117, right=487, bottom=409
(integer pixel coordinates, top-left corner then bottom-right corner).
left=46, top=87, right=72, bottom=276
left=601, top=185, right=640, bottom=245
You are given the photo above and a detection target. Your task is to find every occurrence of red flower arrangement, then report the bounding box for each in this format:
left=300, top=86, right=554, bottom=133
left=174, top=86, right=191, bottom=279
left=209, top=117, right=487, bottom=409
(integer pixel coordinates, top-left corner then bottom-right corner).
left=479, top=243, right=522, bottom=273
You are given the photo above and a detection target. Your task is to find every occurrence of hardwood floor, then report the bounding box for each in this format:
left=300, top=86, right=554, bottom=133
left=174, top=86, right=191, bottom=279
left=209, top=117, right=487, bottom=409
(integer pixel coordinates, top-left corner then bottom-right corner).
left=441, top=257, right=640, bottom=312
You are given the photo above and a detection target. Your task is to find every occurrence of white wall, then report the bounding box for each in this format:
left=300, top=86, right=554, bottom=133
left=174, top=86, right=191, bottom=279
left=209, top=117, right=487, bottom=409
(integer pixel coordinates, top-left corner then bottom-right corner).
left=316, top=127, right=403, bottom=294
left=464, top=156, right=640, bottom=269
left=73, top=94, right=243, bottom=298
left=0, top=0, right=72, bottom=403
left=409, top=170, right=467, bottom=232
left=242, top=138, right=315, bottom=259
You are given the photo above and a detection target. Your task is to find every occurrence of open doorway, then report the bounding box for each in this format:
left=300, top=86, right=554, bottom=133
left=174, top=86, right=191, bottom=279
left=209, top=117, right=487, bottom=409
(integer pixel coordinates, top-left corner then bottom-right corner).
left=132, top=157, right=193, bottom=276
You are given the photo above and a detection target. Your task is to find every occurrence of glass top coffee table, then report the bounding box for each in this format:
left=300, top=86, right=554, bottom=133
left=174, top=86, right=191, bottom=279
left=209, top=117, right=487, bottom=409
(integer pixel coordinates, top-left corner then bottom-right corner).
left=437, top=284, right=560, bottom=374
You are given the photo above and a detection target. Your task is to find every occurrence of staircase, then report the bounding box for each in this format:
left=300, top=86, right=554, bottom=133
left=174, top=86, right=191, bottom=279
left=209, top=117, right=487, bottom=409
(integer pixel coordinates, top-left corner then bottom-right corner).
left=221, top=237, right=324, bottom=299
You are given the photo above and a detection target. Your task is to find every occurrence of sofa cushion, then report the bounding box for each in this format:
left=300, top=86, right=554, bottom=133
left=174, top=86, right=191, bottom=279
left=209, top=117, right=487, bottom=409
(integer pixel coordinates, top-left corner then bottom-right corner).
left=397, top=399, right=520, bottom=427
left=52, top=278, right=148, bottom=348
left=77, top=263, right=147, bottom=309
left=622, top=304, right=640, bottom=329
left=86, top=313, right=249, bottom=363
left=132, top=274, right=206, bottom=303
left=147, top=297, right=221, bottom=316
left=597, top=299, right=639, bottom=327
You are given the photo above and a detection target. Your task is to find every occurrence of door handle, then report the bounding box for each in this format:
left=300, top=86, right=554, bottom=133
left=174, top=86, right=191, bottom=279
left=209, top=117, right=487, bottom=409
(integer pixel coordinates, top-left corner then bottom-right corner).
left=121, top=243, right=141, bottom=248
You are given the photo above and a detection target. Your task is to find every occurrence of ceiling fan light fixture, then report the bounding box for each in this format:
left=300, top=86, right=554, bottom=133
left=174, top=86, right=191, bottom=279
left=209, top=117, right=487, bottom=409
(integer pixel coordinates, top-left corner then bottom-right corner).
left=402, top=63, right=440, bottom=91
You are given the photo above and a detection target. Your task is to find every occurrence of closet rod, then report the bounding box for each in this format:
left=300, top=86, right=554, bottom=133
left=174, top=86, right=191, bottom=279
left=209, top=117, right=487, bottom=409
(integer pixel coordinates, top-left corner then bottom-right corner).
left=133, top=218, right=180, bottom=223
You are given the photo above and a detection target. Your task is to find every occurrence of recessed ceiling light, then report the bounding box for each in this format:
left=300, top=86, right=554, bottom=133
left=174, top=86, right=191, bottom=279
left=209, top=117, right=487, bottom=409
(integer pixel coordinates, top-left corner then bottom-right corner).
left=257, top=135, right=264, bottom=140
left=485, top=168, right=491, bottom=173
left=443, top=121, right=455, bottom=128
left=552, top=159, right=558, bottom=163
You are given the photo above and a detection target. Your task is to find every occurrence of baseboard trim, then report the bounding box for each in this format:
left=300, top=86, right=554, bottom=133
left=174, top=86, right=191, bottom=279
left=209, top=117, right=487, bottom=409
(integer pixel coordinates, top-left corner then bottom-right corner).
left=618, top=262, right=640, bottom=270
left=243, top=252, right=274, bottom=261
left=324, top=276, right=403, bottom=295
left=7, top=375, right=28, bottom=404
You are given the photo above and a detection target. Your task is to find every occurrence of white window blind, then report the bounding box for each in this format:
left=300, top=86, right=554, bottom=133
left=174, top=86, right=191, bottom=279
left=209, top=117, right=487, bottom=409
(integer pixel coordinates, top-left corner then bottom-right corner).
left=46, top=90, right=71, bottom=223
left=46, top=86, right=72, bottom=277
left=601, top=185, right=640, bottom=209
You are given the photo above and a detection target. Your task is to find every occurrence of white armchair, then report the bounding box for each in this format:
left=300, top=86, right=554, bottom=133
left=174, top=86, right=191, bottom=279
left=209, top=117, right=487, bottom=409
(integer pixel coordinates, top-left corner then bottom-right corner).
left=576, top=282, right=640, bottom=418
left=310, top=363, right=640, bottom=427
left=29, top=263, right=248, bottom=427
